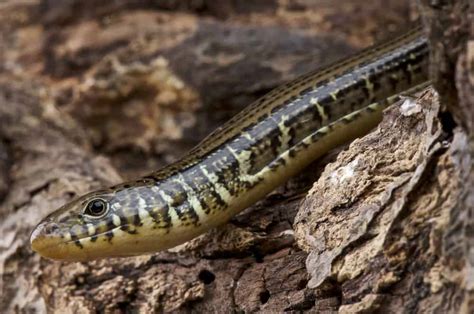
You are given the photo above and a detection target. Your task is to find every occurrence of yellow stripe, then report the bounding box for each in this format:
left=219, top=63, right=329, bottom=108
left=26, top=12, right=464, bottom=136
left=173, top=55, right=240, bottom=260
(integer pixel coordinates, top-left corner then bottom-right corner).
left=175, top=174, right=207, bottom=221
left=226, top=145, right=260, bottom=183
left=274, top=115, right=291, bottom=153
left=199, top=164, right=232, bottom=204
left=158, top=190, right=181, bottom=225
left=310, top=97, right=329, bottom=122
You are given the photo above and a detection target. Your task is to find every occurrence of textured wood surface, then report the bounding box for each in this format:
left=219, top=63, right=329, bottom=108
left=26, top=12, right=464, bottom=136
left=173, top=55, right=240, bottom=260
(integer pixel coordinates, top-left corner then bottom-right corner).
left=0, top=0, right=471, bottom=312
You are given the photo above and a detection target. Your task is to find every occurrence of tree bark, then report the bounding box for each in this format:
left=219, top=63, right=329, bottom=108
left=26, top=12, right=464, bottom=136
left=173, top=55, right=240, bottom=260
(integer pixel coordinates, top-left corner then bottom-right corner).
left=419, top=0, right=474, bottom=310
left=0, top=0, right=471, bottom=312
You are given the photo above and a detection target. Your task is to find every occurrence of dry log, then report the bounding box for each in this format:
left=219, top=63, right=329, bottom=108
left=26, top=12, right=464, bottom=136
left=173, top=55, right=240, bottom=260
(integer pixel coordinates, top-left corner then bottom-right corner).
left=0, top=0, right=472, bottom=312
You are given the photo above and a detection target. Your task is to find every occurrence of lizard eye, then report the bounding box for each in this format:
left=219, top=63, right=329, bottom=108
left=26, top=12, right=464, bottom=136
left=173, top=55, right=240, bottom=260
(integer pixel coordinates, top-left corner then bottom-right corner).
left=84, top=199, right=109, bottom=218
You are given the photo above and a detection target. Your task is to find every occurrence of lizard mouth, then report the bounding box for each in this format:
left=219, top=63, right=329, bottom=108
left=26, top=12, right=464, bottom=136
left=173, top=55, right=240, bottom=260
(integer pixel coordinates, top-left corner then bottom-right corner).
left=30, top=221, right=71, bottom=260
left=30, top=219, right=127, bottom=261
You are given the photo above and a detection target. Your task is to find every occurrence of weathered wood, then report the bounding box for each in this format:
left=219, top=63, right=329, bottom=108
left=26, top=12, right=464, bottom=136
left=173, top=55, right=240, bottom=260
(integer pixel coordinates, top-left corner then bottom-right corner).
left=0, top=138, right=9, bottom=203
left=419, top=0, right=474, bottom=310
left=295, top=88, right=464, bottom=312
left=2, top=0, right=472, bottom=312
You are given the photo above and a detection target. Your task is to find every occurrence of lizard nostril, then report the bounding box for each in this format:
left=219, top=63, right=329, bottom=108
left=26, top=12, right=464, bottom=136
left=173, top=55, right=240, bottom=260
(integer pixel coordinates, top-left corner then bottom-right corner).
left=46, top=223, right=59, bottom=233
left=30, top=221, right=61, bottom=246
